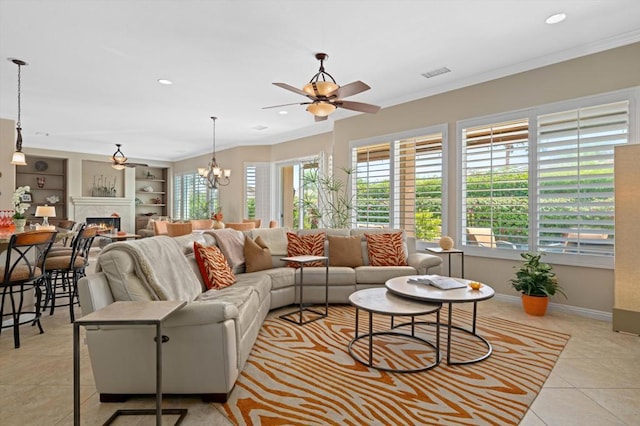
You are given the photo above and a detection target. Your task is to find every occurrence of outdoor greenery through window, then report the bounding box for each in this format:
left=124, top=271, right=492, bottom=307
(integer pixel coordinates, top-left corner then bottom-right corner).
left=351, top=128, right=444, bottom=241
left=460, top=97, right=630, bottom=260
left=173, top=172, right=217, bottom=220
left=245, top=163, right=272, bottom=224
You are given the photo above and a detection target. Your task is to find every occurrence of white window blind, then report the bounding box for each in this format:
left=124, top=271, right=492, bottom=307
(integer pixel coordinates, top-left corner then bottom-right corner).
left=172, top=172, right=216, bottom=220
left=394, top=133, right=443, bottom=240
left=352, top=143, right=391, bottom=228
left=245, top=163, right=271, bottom=224
left=461, top=119, right=529, bottom=249
left=536, top=100, right=629, bottom=256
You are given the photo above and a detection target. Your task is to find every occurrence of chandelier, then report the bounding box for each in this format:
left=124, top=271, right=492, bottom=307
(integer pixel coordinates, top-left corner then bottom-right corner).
left=198, top=116, right=230, bottom=189
left=9, top=58, right=28, bottom=166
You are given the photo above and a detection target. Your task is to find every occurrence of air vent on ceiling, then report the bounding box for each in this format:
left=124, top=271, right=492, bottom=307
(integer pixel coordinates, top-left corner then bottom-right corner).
left=421, top=67, right=451, bottom=79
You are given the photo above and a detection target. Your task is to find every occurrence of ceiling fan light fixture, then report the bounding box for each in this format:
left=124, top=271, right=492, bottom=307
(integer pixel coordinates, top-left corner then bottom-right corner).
left=303, top=81, right=339, bottom=97
left=307, top=101, right=336, bottom=117
left=112, top=163, right=126, bottom=170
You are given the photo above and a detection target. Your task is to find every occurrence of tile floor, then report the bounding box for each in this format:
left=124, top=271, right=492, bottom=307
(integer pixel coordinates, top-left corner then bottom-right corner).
left=1, top=294, right=639, bottom=425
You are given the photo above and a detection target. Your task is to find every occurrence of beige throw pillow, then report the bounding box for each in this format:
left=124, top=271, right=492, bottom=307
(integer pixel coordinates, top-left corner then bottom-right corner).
left=244, top=235, right=273, bottom=273
left=328, top=235, right=364, bottom=267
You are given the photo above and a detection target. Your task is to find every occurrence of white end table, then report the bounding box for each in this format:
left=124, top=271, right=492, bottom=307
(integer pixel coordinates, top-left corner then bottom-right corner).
left=73, top=300, right=187, bottom=426
left=279, top=255, right=329, bottom=325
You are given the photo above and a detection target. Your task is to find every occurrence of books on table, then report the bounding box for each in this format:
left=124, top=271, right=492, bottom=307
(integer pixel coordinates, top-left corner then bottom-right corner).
left=407, top=275, right=467, bottom=290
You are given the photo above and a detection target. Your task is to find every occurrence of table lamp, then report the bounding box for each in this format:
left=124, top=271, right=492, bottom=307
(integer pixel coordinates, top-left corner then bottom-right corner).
left=35, top=205, right=56, bottom=227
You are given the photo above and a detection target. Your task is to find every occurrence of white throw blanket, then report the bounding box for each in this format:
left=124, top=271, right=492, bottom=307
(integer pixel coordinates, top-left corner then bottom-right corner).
left=98, top=236, right=202, bottom=301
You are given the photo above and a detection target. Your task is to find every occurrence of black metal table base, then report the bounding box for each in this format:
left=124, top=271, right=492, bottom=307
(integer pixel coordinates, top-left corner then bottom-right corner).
left=104, top=408, right=188, bottom=425
left=394, top=301, right=492, bottom=365
left=279, top=306, right=327, bottom=325
left=349, top=309, right=441, bottom=373
left=348, top=331, right=441, bottom=373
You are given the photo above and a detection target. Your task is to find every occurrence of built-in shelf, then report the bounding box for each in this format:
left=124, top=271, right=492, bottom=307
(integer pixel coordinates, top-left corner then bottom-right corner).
left=134, top=167, right=169, bottom=233
left=15, top=155, right=68, bottom=220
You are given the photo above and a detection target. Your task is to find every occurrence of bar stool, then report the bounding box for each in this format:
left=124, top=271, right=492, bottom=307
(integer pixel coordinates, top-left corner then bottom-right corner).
left=42, top=225, right=97, bottom=322
left=1, top=230, right=57, bottom=348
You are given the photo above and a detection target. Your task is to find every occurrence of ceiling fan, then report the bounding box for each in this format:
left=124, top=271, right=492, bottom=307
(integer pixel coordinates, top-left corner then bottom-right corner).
left=264, top=53, right=380, bottom=121
left=110, top=144, right=148, bottom=169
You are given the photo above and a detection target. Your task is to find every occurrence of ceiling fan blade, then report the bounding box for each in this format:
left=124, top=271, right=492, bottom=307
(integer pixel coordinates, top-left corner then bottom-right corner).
left=124, top=162, right=149, bottom=167
left=273, top=82, right=310, bottom=97
left=262, top=101, right=310, bottom=109
left=314, top=115, right=328, bottom=122
left=336, top=100, right=381, bottom=114
left=328, top=81, right=370, bottom=99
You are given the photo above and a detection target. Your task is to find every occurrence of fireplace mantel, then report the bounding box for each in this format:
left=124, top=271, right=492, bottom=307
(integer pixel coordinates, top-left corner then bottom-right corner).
left=71, top=196, right=135, bottom=233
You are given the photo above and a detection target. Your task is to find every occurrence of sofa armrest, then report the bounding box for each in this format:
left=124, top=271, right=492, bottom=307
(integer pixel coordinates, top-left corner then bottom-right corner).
left=163, top=300, right=239, bottom=327
left=78, top=273, right=115, bottom=316
left=407, top=252, right=442, bottom=275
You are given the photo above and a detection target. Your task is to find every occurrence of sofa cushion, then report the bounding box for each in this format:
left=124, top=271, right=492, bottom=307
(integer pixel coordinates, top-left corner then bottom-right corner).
left=193, top=242, right=237, bottom=290
left=364, top=232, right=408, bottom=266
left=97, top=236, right=202, bottom=302
left=355, top=265, right=418, bottom=284
left=249, top=227, right=289, bottom=256
left=327, top=235, right=364, bottom=267
left=243, top=267, right=295, bottom=290
left=286, top=232, right=325, bottom=267
left=211, top=228, right=246, bottom=268
left=295, top=266, right=356, bottom=285
left=244, top=235, right=272, bottom=273
left=173, top=232, right=216, bottom=254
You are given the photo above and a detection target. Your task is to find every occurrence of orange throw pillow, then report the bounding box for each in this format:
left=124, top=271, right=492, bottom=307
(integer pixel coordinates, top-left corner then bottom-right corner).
left=286, top=232, right=326, bottom=267
left=364, top=232, right=408, bottom=266
left=193, top=242, right=236, bottom=290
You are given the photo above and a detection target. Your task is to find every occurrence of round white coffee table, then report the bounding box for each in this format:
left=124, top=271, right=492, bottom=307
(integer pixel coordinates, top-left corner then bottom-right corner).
left=385, top=276, right=495, bottom=365
left=348, top=287, right=442, bottom=373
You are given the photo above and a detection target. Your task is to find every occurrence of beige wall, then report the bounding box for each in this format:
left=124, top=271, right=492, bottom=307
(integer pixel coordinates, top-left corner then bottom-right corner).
left=0, top=118, right=16, bottom=209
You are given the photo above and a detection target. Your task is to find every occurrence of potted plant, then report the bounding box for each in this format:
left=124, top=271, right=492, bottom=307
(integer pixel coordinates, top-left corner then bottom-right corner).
left=510, top=252, right=566, bottom=316
left=11, top=185, right=31, bottom=232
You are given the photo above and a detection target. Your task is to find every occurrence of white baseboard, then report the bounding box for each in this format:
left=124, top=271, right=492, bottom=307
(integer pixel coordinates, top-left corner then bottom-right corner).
left=493, top=294, right=612, bottom=322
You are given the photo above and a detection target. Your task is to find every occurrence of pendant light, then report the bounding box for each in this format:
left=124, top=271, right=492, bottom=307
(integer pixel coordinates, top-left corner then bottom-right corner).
left=198, top=117, right=230, bottom=189
left=9, top=58, right=28, bottom=166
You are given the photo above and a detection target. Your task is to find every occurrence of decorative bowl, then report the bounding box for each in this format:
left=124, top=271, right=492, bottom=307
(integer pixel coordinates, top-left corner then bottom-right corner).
left=469, top=281, right=483, bottom=290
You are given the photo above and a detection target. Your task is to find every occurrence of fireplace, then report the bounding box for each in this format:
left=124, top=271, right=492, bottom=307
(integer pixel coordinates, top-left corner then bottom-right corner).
left=85, top=216, right=121, bottom=232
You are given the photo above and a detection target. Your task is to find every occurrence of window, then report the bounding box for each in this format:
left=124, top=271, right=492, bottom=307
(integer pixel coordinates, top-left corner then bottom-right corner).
left=459, top=91, right=632, bottom=264
left=245, top=163, right=272, bottom=223
left=536, top=101, right=629, bottom=256
left=461, top=118, right=529, bottom=248
left=173, top=172, right=217, bottom=220
left=351, top=127, right=445, bottom=240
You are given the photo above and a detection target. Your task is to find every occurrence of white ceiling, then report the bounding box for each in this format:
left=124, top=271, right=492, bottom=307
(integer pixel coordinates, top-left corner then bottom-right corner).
left=1, top=0, right=639, bottom=162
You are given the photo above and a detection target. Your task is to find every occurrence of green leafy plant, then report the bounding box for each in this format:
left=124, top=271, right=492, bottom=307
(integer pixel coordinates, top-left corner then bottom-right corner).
left=302, top=165, right=354, bottom=229
left=510, top=252, right=566, bottom=298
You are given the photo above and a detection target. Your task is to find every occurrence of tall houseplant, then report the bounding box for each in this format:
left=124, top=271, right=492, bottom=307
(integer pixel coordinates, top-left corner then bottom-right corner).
left=302, top=165, right=354, bottom=229
left=510, top=252, right=566, bottom=316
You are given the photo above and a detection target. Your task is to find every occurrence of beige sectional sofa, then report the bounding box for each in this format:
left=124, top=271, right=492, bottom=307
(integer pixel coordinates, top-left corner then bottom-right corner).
left=77, top=227, right=442, bottom=402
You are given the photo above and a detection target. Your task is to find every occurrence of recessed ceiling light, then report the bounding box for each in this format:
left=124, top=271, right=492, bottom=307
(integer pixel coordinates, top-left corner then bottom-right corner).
left=157, top=79, right=173, bottom=85
left=279, top=110, right=288, bottom=115
left=545, top=13, right=567, bottom=25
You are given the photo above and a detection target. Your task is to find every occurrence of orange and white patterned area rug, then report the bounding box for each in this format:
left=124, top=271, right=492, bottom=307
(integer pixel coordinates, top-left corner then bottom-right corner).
left=217, top=305, right=569, bottom=425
